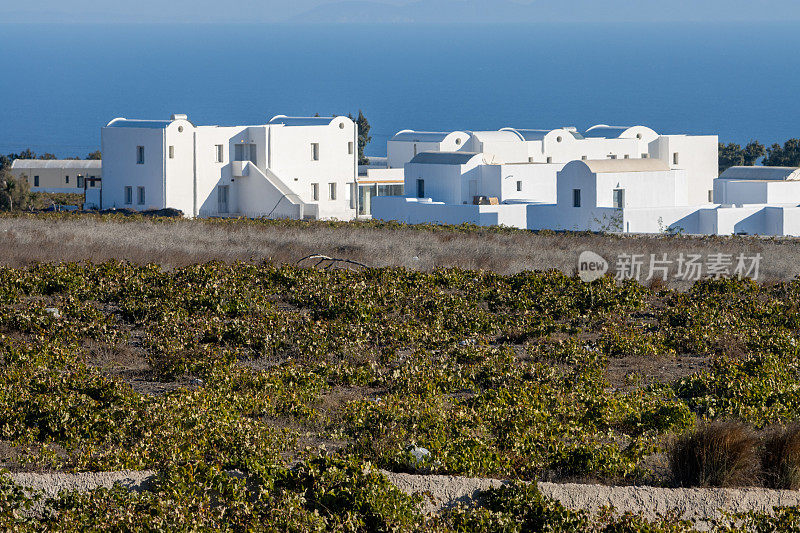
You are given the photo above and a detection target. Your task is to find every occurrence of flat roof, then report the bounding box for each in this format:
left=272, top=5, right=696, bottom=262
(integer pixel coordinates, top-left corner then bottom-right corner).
left=582, top=158, right=670, bottom=173
left=409, top=151, right=482, bottom=165
left=11, top=159, right=101, bottom=169
left=720, top=166, right=800, bottom=181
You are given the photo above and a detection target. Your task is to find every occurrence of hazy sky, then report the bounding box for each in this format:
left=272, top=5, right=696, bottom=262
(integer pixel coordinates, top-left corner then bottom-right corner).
left=2, top=0, right=799, bottom=23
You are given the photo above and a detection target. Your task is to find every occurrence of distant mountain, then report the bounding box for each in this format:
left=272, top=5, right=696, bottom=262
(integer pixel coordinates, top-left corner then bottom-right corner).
left=290, top=0, right=800, bottom=24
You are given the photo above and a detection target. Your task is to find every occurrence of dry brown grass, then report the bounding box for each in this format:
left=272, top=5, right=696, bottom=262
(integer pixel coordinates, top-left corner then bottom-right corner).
left=0, top=215, right=799, bottom=288
left=670, top=421, right=760, bottom=487
left=761, top=424, right=800, bottom=489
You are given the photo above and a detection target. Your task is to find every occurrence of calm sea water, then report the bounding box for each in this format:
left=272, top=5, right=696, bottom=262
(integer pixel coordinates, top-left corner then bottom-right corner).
left=1, top=22, right=798, bottom=157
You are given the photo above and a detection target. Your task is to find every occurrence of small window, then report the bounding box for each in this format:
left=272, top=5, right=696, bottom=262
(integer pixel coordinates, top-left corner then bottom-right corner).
left=636, top=133, right=642, bottom=140
left=673, top=152, right=679, bottom=165
left=613, top=188, right=625, bottom=209
left=339, top=122, right=345, bottom=129
left=34, top=175, right=39, bottom=187
left=311, top=143, right=320, bottom=161
left=328, top=182, right=336, bottom=200
left=89, top=178, right=96, bottom=188
left=136, top=146, right=145, bottom=164
left=642, top=153, right=649, bottom=158
left=546, top=156, right=553, bottom=163
left=216, top=145, right=224, bottom=163
left=581, top=155, right=587, bottom=161
left=178, top=126, right=184, bottom=133
left=624, top=154, right=630, bottom=159
left=417, top=179, right=424, bottom=198
left=455, top=138, right=462, bottom=145
left=708, top=190, right=714, bottom=202
left=556, top=136, right=563, bottom=143
left=528, top=157, right=534, bottom=163
left=124, top=186, right=132, bottom=205
left=348, top=142, right=354, bottom=155
left=137, top=186, right=145, bottom=205
left=516, top=180, right=522, bottom=192
left=413, top=144, right=418, bottom=157
left=77, top=176, right=84, bottom=188
left=169, top=145, right=174, bottom=159
left=312, top=183, right=319, bottom=201
left=65, top=175, right=70, bottom=184
left=573, top=189, right=581, bottom=208
left=608, top=154, right=617, bottom=160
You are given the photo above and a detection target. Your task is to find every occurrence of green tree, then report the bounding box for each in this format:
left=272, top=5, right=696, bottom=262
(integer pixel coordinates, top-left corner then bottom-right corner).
left=348, top=110, right=371, bottom=165
left=763, top=139, right=800, bottom=167
left=0, top=169, right=32, bottom=211
left=718, top=141, right=765, bottom=174
left=86, top=150, right=102, bottom=160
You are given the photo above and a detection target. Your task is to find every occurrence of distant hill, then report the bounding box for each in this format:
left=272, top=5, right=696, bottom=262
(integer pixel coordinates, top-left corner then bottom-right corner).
left=290, top=0, right=800, bottom=24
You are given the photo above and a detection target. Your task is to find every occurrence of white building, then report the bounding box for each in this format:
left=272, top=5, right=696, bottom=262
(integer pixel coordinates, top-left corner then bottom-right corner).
left=101, top=114, right=358, bottom=219
left=375, top=123, right=718, bottom=232
left=9, top=159, right=101, bottom=194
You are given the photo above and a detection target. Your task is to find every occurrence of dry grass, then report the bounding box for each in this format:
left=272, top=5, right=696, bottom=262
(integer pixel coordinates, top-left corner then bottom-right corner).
left=761, top=424, right=800, bottom=489
left=0, top=214, right=799, bottom=288
left=670, top=421, right=760, bottom=487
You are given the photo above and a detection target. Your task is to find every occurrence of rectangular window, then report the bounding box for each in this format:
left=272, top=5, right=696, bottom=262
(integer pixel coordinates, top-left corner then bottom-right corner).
left=89, top=179, right=95, bottom=188
left=673, top=152, right=680, bottom=165
left=348, top=141, right=354, bottom=155
left=708, top=190, right=714, bottom=202
left=642, top=153, right=649, bottom=158
left=124, top=186, right=132, bottom=205
left=311, top=183, right=319, bottom=201
left=328, top=183, right=336, bottom=200
left=169, top=145, right=174, bottom=159
left=77, top=176, right=84, bottom=188
left=546, top=156, right=553, bottom=163
left=311, top=143, right=320, bottom=161
left=608, top=154, right=617, bottom=159
left=528, top=157, right=534, bottom=163
left=516, top=180, right=522, bottom=192
left=624, top=154, right=630, bottom=159
left=65, top=175, right=70, bottom=184
left=573, top=189, right=581, bottom=208
left=234, top=144, right=244, bottom=161
left=216, top=145, right=223, bottom=163
left=581, top=155, right=587, bottom=161
left=137, top=186, right=145, bottom=205
left=613, top=188, right=625, bottom=209
left=416, top=179, right=425, bottom=198
left=248, top=144, right=257, bottom=165
left=413, top=144, right=418, bottom=157
left=136, top=146, right=145, bottom=164
left=34, top=176, right=39, bottom=187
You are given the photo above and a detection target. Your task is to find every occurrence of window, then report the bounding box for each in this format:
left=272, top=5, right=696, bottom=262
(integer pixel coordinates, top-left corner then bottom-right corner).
left=455, top=138, right=462, bottom=145
left=348, top=142, right=354, bottom=155
left=328, top=183, right=336, bottom=200
left=516, top=181, right=522, bottom=192
left=218, top=185, right=229, bottom=214
left=642, top=153, right=649, bottom=158
left=572, top=189, right=581, bottom=208
left=34, top=176, right=39, bottom=187
left=89, top=178, right=96, bottom=188
left=65, top=175, right=70, bottom=184
left=169, top=145, right=174, bottom=159
left=673, top=152, right=680, bottom=165
left=613, top=188, right=625, bottom=209
left=556, top=136, right=563, bottom=143
left=528, top=157, right=534, bottom=163
left=311, top=143, right=320, bottom=161
left=417, top=179, right=425, bottom=198
left=311, top=183, right=319, bottom=201
left=137, top=186, right=145, bottom=205
left=77, top=176, right=84, bottom=188
left=136, top=146, right=145, bottom=164
left=234, top=144, right=256, bottom=163
left=581, top=155, right=587, bottom=161
left=413, top=144, right=418, bottom=157
left=608, top=154, right=617, bottom=159
left=708, top=190, right=714, bottom=202
left=624, top=154, right=630, bottom=159
left=215, top=145, right=224, bottom=163
left=124, top=186, right=132, bottom=205
left=546, top=156, right=553, bottom=163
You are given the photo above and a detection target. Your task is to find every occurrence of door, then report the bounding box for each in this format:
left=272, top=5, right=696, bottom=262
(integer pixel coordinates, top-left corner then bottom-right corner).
left=468, top=180, right=478, bottom=203
left=218, top=185, right=229, bottom=214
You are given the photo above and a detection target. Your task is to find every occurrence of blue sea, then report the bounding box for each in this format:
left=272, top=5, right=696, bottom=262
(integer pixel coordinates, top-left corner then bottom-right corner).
left=1, top=22, right=798, bottom=158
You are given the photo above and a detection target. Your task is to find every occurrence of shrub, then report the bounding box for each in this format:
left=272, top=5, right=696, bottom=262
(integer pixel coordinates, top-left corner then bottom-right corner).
left=670, top=421, right=759, bottom=487
left=762, top=424, right=800, bottom=489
